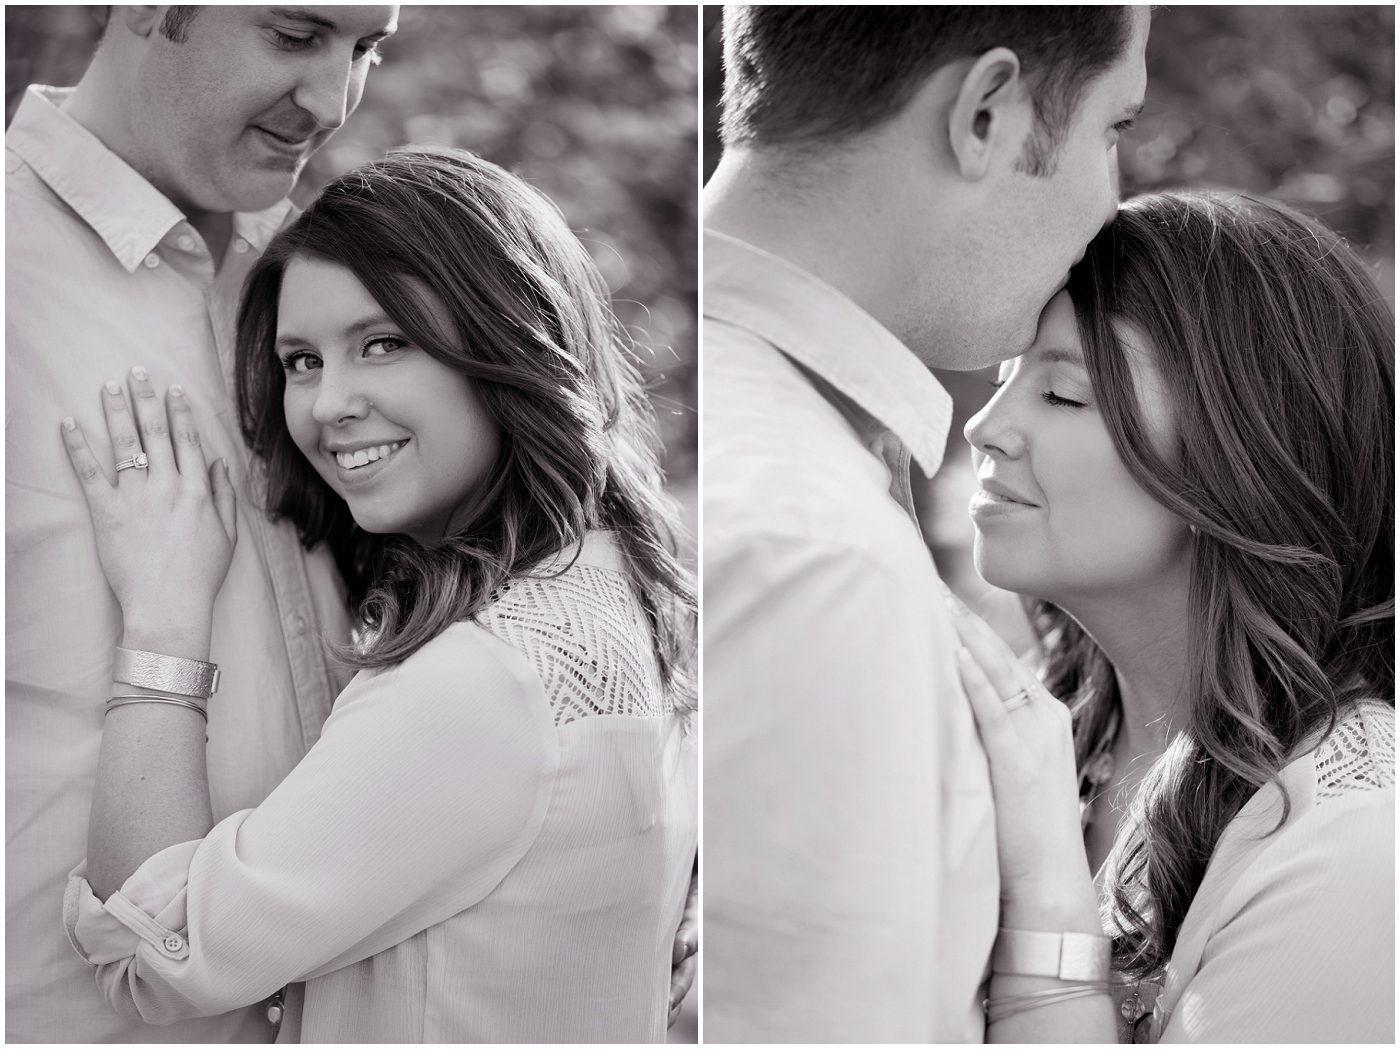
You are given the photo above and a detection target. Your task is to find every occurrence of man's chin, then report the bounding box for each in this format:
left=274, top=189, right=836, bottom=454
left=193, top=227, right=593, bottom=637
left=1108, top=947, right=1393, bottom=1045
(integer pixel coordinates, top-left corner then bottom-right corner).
left=222, top=165, right=304, bottom=213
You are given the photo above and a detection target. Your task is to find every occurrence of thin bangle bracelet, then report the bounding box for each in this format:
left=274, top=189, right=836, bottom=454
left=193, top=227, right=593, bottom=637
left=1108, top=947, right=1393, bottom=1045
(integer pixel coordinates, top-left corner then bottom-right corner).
left=985, top=983, right=1111, bottom=1025
left=105, top=694, right=209, bottom=723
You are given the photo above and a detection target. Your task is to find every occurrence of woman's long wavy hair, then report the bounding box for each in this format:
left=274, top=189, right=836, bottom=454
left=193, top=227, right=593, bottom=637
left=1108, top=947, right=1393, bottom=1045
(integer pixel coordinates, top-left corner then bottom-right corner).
left=236, top=148, right=695, bottom=710
left=1038, top=191, right=1393, bottom=979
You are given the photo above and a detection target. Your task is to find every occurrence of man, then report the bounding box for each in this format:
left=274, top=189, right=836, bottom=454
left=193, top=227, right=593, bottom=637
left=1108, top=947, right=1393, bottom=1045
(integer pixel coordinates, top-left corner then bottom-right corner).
left=6, top=6, right=398, bottom=1041
left=703, top=6, right=1149, bottom=1042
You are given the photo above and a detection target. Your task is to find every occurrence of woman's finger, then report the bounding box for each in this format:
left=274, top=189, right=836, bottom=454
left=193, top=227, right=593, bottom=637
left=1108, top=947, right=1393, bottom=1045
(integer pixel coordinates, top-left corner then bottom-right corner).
left=60, top=417, right=112, bottom=500
left=165, top=385, right=209, bottom=486
left=126, top=366, right=176, bottom=474
left=956, top=645, right=1016, bottom=746
left=210, top=458, right=238, bottom=547
left=100, top=378, right=145, bottom=478
left=951, top=608, right=1024, bottom=702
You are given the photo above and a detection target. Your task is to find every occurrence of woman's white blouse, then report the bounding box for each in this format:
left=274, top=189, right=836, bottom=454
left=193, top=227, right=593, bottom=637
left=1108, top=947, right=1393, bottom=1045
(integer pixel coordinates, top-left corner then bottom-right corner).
left=64, top=533, right=697, bottom=1042
left=1122, top=699, right=1394, bottom=1043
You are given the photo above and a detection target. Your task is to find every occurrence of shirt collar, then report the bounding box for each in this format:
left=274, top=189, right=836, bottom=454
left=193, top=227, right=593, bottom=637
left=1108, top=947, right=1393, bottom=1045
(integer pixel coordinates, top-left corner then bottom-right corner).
left=703, top=228, right=953, bottom=477
left=8, top=85, right=293, bottom=271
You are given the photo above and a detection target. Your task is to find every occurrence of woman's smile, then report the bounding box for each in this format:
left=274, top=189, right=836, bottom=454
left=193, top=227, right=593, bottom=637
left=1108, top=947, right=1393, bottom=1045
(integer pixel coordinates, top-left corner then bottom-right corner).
left=328, top=438, right=410, bottom=478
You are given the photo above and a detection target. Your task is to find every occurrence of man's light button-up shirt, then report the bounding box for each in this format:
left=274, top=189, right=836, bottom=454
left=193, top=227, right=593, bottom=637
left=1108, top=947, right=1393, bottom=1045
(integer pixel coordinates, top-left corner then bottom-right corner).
left=6, top=83, right=353, bottom=1043
left=703, top=229, right=1000, bottom=1043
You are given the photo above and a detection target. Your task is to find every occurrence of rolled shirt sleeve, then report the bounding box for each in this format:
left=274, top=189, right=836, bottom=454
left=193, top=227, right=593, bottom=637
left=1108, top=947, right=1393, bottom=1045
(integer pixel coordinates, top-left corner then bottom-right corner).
left=64, top=623, right=559, bottom=1025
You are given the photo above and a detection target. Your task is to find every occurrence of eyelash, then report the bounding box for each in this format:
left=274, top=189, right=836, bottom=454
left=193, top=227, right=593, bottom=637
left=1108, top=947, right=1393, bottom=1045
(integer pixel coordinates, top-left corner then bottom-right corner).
left=1113, top=118, right=1136, bottom=134
left=271, top=30, right=384, bottom=64
left=279, top=336, right=407, bottom=374
left=1042, top=390, right=1087, bottom=408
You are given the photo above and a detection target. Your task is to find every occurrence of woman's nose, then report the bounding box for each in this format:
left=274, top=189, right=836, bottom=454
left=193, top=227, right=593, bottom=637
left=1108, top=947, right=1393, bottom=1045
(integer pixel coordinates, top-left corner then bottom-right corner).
left=310, top=366, right=371, bottom=426
left=964, top=391, right=1025, bottom=460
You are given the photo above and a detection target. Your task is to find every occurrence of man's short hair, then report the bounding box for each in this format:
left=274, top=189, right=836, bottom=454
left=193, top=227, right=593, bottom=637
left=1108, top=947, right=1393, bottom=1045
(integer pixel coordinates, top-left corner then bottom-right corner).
left=159, top=6, right=201, bottom=43
left=99, top=6, right=200, bottom=43
left=721, top=6, right=1132, bottom=175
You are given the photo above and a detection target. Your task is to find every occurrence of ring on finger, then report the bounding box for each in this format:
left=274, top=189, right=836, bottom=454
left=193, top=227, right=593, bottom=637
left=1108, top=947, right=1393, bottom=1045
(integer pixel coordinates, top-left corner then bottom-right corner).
left=1003, top=688, right=1031, bottom=712
left=115, top=452, right=149, bottom=472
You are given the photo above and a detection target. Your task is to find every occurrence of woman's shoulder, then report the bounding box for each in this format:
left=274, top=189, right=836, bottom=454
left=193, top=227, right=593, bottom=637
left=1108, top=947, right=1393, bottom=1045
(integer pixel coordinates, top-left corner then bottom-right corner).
left=1311, top=698, right=1395, bottom=802
left=472, top=531, right=672, bottom=728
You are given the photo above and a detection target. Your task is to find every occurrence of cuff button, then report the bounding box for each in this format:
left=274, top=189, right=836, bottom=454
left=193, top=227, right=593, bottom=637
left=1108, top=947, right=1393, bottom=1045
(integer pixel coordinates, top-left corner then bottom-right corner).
left=163, top=934, right=184, bottom=953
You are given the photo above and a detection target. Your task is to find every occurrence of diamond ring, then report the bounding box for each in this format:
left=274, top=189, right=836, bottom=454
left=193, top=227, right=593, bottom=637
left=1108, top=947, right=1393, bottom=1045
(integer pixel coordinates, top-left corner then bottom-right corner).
left=115, top=452, right=148, bottom=472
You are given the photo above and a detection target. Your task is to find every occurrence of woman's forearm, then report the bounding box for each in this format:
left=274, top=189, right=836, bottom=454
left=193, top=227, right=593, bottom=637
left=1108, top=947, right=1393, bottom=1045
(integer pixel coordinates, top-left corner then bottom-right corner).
left=85, top=621, right=215, bottom=901
left=986, top=884, right=1118, bottom=1042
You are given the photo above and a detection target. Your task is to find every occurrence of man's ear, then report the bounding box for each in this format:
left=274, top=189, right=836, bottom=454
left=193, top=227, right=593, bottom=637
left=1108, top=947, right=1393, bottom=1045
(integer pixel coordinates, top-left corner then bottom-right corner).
left=948, top=47, right=1027, bottom=182
left=115, top=6, right=161, bottom=38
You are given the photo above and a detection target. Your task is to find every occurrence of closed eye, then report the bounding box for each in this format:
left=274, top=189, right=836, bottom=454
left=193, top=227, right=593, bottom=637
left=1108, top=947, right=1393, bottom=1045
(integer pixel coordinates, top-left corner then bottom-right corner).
left=1042, top=390, right=1087, bottom=408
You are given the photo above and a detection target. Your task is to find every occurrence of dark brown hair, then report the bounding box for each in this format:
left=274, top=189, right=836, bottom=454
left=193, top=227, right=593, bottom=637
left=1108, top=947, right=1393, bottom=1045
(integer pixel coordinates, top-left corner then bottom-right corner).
left=1042, top=191, right=1393, bottom=978
left=721, top=5, right=1131, bottom=174
left=236, top=147, right=695, bottom=706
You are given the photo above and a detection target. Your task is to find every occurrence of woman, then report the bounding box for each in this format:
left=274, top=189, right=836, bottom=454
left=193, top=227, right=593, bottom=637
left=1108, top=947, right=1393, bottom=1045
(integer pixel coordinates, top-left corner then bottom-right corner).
left=60, top=148, right=697, bottom=1042
left=955, top=191, right=1392, bottom=1042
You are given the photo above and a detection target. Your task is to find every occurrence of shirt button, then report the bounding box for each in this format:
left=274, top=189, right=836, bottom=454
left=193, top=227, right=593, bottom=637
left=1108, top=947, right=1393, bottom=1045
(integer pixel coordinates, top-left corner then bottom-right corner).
left=291, top=613, right=308, bottom=636
left=163, top=934, right=184, bottom=953
left=177, top=234, right=195, bottom=251
left=143, top=253, right=160, bottom=268
left=233, top=238, right=250, bottom=254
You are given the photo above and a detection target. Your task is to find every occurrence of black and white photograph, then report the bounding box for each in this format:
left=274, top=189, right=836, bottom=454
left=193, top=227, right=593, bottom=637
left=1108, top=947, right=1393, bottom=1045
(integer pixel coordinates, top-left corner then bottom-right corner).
left=7, top=5, right=697, bottom=1043
left=702, top=5, right=1393, bottom=1044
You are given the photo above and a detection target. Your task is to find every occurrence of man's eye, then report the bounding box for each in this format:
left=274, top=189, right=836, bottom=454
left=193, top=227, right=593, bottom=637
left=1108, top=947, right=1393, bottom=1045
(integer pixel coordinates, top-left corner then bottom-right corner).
left=272, top=29, right=316, bottom=51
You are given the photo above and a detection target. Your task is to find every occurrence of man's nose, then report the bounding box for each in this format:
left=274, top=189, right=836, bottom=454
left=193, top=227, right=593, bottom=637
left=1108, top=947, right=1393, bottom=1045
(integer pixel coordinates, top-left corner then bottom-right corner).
left=292, top=52, right=356, bottom=132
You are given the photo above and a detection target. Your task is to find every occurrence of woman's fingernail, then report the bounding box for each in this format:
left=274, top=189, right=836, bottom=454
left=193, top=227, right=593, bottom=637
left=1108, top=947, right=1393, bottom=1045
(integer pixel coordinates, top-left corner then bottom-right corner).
left=62, top=417, right=76, bottom=431
left=956, top=646, right=972, bottom=663
left=169, top=384, right=184, bottom=398
left=131, top=365, right=148, bottom=381
left=944, top=594, right=964, bottom=615
left=105, top=380, right=122, bottom=396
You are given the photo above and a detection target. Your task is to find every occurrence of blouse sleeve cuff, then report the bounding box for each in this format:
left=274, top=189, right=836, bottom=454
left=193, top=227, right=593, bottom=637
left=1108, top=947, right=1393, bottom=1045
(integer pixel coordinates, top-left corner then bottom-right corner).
left=64, top=838, right=204, bottom=966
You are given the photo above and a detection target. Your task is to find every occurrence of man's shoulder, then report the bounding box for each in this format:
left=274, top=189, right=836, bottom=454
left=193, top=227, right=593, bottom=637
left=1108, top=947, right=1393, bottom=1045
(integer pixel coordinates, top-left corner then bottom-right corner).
left=704, top=322, right=930, bottom=567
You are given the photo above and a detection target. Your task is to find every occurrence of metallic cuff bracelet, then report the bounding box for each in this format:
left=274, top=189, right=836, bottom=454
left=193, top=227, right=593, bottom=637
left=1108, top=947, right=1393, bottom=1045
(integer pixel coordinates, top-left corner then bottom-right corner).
left=112, top=647, right=220, bottom=699
left=992, top=928, right=1113, bottom=983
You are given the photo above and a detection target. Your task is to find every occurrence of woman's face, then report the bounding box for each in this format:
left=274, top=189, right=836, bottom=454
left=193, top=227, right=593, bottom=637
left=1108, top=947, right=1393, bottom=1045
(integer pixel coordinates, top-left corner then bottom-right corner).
left=276, top=256, right=502, bottom=546
left=963, top=291, right=1191, bottom=605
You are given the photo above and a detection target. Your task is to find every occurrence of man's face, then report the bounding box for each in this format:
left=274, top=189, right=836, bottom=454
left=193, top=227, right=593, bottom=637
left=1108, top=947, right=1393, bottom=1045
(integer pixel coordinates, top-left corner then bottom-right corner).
left=910, top=7, right=1150, bottom=370
left=130, top=5, right=398, bottom=215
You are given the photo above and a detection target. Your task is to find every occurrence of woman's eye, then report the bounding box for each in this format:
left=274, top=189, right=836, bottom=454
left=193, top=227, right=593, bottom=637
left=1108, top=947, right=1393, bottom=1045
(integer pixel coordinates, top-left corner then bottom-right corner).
left=363, top=336, right=407, bottom=357
left=272, top=29, right=316, bottom=51
left=354, top=41, right=384, bottom=64
left=1042, top=390, right=1087, bottom=409
left=281, top=352, right=321, bottom=374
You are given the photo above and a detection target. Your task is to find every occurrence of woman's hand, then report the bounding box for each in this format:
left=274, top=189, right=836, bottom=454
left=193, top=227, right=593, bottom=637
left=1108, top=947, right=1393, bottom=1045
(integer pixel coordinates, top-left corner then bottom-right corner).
left=949, top=599, right=1098, bottom=929
left=668, top=861, right=699, bottom=1026
left=61, top=368, right=236, bottom=658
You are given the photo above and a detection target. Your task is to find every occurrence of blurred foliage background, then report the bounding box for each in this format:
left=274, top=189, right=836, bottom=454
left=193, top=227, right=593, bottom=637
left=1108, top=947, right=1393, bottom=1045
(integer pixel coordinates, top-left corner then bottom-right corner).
left=703, top=5, right=1394, bottom=646
left=7, top=5, right=699, bottom=550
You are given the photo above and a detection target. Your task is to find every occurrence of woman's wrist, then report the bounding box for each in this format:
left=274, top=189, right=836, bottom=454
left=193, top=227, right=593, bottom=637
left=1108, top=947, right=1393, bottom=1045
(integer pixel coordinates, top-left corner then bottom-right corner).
left=119, top=613, right=214, bottom=665
left=1001, top=875, right=1103, bottom=934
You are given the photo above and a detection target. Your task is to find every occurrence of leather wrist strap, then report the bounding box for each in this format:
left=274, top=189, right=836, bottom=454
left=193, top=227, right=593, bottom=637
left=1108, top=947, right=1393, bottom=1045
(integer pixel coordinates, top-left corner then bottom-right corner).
left=113, top=647, right=220, bottom=700
left=992, top=928, right=1112, bottom=982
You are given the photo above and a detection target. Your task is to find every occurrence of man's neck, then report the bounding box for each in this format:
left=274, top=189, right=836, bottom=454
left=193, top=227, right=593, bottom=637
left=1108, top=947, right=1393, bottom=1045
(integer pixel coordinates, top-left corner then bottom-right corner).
left=61, top=65, right=236, bottom=272
left=704, top=147, right=920, bottom=341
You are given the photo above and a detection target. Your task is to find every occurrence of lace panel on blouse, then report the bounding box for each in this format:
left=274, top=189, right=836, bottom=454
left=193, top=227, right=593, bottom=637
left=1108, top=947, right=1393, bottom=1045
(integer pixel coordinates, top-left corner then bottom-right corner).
left=475, top=563, right=670, bottom=727
left=1314, top=699, right=1396, bottom=802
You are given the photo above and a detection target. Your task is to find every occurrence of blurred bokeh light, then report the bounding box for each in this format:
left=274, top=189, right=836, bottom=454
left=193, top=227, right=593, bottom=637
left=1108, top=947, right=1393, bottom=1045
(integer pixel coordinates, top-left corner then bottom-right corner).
left=7, top=5, right=699, bottom=545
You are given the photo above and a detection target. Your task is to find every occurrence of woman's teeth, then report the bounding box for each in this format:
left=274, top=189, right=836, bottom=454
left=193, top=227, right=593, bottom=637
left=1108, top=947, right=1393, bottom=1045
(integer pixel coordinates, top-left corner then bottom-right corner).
left=336, top=441, right=405, bottom=470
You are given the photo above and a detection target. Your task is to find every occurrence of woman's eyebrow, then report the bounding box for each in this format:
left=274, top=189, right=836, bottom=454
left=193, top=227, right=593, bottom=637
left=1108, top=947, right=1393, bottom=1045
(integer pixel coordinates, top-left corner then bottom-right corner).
left=1035, top=347, right=1088, bottom=367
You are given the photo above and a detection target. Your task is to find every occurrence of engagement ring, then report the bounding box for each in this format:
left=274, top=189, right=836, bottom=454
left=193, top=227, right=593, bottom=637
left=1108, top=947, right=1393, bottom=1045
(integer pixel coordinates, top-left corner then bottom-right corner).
left=115, top=452, right=148, bottom=472
left=1003, top=688, right=1031, bottom=712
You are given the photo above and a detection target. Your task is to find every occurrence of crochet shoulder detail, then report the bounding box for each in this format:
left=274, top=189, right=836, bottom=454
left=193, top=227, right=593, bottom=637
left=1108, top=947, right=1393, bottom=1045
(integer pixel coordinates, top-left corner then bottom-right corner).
left=475, top=562, right=670, bottom=727
left=1314, top=699, right=1396, bottom=802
